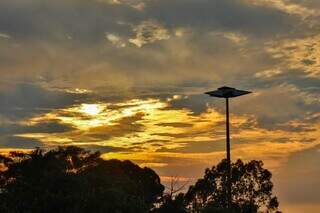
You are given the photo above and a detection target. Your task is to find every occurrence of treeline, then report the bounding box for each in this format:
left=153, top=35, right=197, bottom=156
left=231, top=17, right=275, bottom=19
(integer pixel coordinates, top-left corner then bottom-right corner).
left=0, top=146, right=280, bottom=213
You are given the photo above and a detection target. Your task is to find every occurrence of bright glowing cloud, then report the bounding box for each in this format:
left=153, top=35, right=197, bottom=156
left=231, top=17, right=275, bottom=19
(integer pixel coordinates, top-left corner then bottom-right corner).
left=80, top=104, right=104, bottom=116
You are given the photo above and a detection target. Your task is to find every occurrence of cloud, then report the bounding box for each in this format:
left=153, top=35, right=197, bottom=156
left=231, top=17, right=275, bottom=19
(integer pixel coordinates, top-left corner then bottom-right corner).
left=222, top=32, right=248, bottom=44
left=84, top=112, right=145, bottom=140
left=0, top=33, right=10, bottom=39
left=245, top=0, right=320, bottom=17
left=156, top=122, right=193, bottom=128
left=145, top=0, right=303, bottom=37
left=276, top=144, right=320, bottom=209
left=156, top=140, right=226, bottom=153
left=0, top=120, right=76, bottom=135
left=101, top=0, right=147, bottom=10
left=0, top=83, right=88, bottom=120
left=230, top=84, right=320, bottom=130
left=129, top=20, right=170, bottom=47
left=264, top=34, right=320, bottom=77
left=255, top=69, right=282, bottom=78
left=0, top=0, right=140, bottom=41
left=0, top=0, right=317, bottom=98
left=105, top=33, right=127, bottom=48
left=0, top=136, right=43, bottom=149
left=169, top=94, right=212, bottom=115
left=77, top=144, right=129, bottom=153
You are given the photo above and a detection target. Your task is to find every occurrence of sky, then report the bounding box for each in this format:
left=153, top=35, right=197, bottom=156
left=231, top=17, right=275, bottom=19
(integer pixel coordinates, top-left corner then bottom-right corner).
left=0, top=0, right=320, bottom=211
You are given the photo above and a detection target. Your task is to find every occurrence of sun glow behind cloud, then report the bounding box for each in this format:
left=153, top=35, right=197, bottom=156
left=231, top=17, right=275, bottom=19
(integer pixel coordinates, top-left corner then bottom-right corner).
left=80, top=104, right=104, bottom=116
left=11, top=96, right=319, bottom=176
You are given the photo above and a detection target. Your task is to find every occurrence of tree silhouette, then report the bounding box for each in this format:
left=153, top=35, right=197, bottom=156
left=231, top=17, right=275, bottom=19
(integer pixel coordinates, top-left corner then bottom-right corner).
left=152, top=176, right=189, bottom=213
left=0, top=147, right=280, bottom=213
left=0, top=146, right=164, bottom=213
left=184, top=159, right=279, bottom=213
left=153, top=193, right=187, bottom=213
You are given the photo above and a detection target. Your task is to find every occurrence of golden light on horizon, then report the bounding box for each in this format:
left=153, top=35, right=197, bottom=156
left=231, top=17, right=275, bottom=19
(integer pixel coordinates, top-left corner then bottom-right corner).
left=10, top=96, right=320, bottom=191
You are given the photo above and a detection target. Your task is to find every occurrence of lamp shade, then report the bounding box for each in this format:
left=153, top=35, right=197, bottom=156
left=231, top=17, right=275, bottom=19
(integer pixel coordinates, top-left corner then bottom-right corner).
left=205, top=86, right=251, bottom=98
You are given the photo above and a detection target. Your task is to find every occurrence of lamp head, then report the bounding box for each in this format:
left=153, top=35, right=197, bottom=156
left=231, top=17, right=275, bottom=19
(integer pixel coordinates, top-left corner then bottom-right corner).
left=205, top=86, right=251, bottom=98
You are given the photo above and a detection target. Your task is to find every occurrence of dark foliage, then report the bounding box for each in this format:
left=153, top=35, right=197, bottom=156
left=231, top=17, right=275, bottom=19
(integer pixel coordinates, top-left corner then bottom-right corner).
left=0, top=147, right=280, bottom=213
left=152, top=193, right=187, bottom=213
left=0, top=146, right=164, bottom=213
left=184, top=159, right=279, bottom=213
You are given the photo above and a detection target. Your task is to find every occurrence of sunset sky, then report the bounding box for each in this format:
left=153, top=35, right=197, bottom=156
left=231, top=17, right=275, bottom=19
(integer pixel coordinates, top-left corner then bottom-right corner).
left=0, top=0, right=320, bottom=211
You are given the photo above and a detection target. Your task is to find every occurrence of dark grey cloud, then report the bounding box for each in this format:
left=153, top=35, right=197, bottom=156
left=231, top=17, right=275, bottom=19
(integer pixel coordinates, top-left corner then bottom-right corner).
left=82, top=112, right=145, bottom=140
left=0, top=83, right=88, bottom=120
left=0, top=120, right=76, bottom=135
left=0, top=0, right=307, bottom=45
left=0, top=0, right=315, bottom=100
left=0, top=0, right=140, bottom=42
left=219, top=78, right=320, bottom=131
left=251, top=69, right=320, bottom=91
left=169, top=94, right=212, bottom=115
left=145, top=0, right=303, bottom=37
left=0, top=136, right=43, bottom=149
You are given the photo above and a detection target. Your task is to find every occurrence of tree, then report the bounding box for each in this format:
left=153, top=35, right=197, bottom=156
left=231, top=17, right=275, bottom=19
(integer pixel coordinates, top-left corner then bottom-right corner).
left=0, top=146, right=164, bottom=213
left=184, top=159, right=279, bottom=213
left=0, top=147, right=281, bottom=213
left=153, top=193, right=187, bottom=213
left=152, top=176, right=189, bottom=213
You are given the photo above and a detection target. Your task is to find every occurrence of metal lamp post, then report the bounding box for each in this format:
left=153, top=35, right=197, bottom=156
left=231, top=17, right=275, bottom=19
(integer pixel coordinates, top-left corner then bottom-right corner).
left=205, top=86, right=251, bottom=209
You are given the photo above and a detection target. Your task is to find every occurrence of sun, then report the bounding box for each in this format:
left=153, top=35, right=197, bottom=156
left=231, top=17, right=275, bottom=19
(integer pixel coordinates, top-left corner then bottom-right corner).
left=80, top=104, right=103, bottom=116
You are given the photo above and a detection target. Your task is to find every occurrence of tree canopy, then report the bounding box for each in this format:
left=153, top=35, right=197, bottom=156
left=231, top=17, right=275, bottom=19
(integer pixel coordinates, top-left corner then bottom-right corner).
left=0, top=146, right=164, bottom=213
left=183, top=159, right=280, bottom=213
left=0, top=147, right=280, bottom=213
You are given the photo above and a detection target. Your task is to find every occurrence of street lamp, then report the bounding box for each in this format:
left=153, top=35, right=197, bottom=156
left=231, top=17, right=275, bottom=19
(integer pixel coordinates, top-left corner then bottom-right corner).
left=205, top=86, right=251, bottom=209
